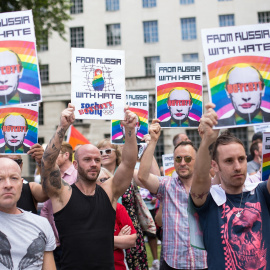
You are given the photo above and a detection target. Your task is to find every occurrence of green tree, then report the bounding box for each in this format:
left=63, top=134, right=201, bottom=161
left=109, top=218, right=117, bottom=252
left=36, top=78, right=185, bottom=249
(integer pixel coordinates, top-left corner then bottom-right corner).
left=0, top=0, right=72, bottom=49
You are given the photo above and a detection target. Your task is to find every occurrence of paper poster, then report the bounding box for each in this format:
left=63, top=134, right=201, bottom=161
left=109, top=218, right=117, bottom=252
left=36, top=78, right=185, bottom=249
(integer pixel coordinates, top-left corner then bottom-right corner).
left=111, top=91, right=148, bottom=144
left=156, top=62, right=202, bottom=128
left=0, top=10, right=42, bottom=107
left=71, top=48, right=125, bottom=120
left=162, top=154, right=175, bottom=176
left=202, top=23, right=270, bottom=129
left=262, top=132, right=270, bottom=181
left=254, top=125, right=270, bottom=134
left=0, top=103, right=38, bottom=154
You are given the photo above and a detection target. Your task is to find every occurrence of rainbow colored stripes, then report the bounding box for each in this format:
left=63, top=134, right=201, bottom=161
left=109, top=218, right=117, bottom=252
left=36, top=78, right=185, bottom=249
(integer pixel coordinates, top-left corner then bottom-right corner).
left=165, top=167, right=175, bottom=177
left=0, top=40, right=40, bottom=95
left=0, top=107, right=38, bottom=147
left=112, top=107, right=148, bottom=140
left=262, top=152, right=270, bottom=181
left=157, top=82, right=202, bottom=122
left=208, top=56, right=270, bottom=119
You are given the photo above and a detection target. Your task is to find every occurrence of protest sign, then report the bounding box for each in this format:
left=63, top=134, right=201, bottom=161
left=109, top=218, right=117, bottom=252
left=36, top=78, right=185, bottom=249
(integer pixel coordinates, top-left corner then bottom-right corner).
left=202, top=23, right=270, bottom=129
left=111, top=91, right=148, bottom=144
left=156, top=62, right=202, bottom=128
left=262, top=132, right=270, bottom=181
left=254, top=125, right=270, bottom=134
left=0, top=103, right=38, bottom=154
left=162, top=154, right=175, bottom=176
left=0, top=10, right=42, bottom=107
left=71, top=48, right=125, bottom=120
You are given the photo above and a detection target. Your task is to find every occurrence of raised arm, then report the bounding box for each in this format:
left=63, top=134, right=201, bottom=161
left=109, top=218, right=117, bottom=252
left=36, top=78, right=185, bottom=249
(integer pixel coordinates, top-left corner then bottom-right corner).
left=110, top=108, right=138, bottom=200
left=137, top=119, right=161, bottom=194
left=190, top=103, right=219, bottom=207
left=41, top=104, right=75, bottom=206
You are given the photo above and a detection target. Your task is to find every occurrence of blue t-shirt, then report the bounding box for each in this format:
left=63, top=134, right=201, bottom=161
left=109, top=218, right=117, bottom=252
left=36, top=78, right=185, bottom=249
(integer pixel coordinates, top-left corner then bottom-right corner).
left=192, top=181, right=270, bottom=270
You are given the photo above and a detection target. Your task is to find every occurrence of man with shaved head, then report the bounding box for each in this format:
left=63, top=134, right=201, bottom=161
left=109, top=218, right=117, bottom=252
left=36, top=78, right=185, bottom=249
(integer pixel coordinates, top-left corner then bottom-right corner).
left=217, top=65, right=270, bottom=126
left=0, top=158, right=56, bottom=269
left=41, top=104, right=138, bottom=269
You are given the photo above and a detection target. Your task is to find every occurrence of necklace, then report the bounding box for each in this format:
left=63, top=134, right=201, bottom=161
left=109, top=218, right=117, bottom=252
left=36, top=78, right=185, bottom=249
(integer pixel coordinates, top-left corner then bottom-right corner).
left=226, top=191, right=244, bottom=218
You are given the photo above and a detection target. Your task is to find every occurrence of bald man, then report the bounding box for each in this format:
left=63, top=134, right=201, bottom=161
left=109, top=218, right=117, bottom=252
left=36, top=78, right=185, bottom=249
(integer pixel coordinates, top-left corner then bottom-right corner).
left=0, top=158, right=56, bottom=269
left=217, top=65, right=270, bottom=126
left=161, top=88, right=199, bottom=127
left=41, top=104, right=138, bottom=269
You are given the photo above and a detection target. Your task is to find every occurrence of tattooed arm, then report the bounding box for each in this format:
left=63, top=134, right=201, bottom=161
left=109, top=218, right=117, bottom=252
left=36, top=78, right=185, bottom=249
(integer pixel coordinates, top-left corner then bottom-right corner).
left=190, top=103, right=219, bottom=207
left=41, top=104, right=75, bottom=211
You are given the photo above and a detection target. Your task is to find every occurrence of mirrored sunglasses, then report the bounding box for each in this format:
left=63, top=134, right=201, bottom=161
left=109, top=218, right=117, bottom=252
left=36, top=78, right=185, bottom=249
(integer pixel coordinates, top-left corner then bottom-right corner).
left=100, top=148, right=115, bottom=156
left=175, top=156, right=193, bottom=164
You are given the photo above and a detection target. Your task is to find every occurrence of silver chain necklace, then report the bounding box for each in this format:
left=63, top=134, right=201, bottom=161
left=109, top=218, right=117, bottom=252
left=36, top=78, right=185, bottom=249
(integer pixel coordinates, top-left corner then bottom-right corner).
left=226, top=191, right=244, bottom=218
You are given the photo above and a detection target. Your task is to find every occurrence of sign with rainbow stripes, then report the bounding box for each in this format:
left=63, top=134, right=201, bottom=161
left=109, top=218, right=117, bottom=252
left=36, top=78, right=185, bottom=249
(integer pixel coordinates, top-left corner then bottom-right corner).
left=156, top=63, right=202, bottom=128
left=162, top=154, right=175, bottom=176
left=262, top=132, right=270, bottom=181
left=0, top=103, right=38, bottom=154
left=0, top=10, right=42, bottom=107
left=71, top=48, right=125, bottom=120
left=111, top=91, right=148, bottom=145
left=202, top=23, right=270, bottom=129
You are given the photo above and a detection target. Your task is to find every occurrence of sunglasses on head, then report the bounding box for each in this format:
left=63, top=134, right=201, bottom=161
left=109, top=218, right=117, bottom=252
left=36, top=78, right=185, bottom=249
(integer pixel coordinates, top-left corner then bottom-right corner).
left=14, top=159, right=23, bottom=165
left=175, top=156, right=193, bottom=164
left=100, top=148, right=115, bottom=156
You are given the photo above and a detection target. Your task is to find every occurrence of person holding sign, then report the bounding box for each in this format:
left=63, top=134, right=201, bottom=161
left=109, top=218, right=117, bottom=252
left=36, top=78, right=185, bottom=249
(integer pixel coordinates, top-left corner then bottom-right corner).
left=0, top=49, right=40, bottom=106
left=217, top=65, right=270, bottom=127
left=0, top=113, right=30, bottom=153
left=41, top=104, right=138, bottom=270
left=160, top=88, right=199, bottom=127
left=190, top=103, right=270, bottom=270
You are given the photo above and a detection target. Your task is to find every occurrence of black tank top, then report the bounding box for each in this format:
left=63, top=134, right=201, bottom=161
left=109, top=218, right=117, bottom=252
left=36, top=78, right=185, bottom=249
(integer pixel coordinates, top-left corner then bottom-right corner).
left=54, top=184, right=116, bottom=270
left=17, top=182, right=37, bottom=214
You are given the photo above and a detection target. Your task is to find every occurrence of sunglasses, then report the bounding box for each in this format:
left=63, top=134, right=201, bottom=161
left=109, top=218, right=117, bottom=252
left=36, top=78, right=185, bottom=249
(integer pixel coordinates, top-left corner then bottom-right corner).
left=100, top=148, right=115, bottom=156
left=14, top=159, right=23, bottom=165
left=175, top=156, right=193, bottom=164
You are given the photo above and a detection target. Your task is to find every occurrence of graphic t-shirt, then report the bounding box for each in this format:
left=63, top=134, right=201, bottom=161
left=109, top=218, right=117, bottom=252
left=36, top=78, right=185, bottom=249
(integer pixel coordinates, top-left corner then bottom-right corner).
left=0, top=209, right=55, bottom=269
left=193, top=181, right=270, bottom=270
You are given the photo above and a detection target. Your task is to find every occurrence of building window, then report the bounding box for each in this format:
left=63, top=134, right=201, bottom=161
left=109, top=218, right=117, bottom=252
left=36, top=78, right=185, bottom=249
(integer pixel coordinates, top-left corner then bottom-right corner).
left=144, top=56, right=160, bottom=76
left=70, top=27, right=84, bottom=48
left=38, top=102, right=44, bottom=125
left=70, top=0, right=83, bottom=14
left=40, top=64, right=49, bottom=84
left=180, top=0, right=194, bottom=4
left=182, top=53, right=199, bottom=62
left=106, top=0, right=119, bottom=11
left=258, top=12, right=270, bottom=23
left=181, top=17, right=197, bottom=40
left=143, top=0, right=156, bottom=8
left=106, top=24, right=121, bottom=46
left=143, top=21, right=159, bottom=43
left=186, top=130, right=201, bottom=149
left=38, top=32, right=48, bottom=52
left=219, top=14, right=235, bottom=27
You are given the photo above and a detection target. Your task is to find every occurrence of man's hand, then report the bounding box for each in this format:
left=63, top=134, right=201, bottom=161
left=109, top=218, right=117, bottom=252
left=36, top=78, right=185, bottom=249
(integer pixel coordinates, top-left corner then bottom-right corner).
left=149, top=119, right=161, bottom=142
left=60, top=103, right=75, bottom=131
left=198, top=103, right=219, bottom=144
left=27, top=143, right=44, bottom=165
left=118, top=225, right=131, bottom=236
left=120, top=106, right=137, bottom=130
left=141, top=134, right=151, bottom=144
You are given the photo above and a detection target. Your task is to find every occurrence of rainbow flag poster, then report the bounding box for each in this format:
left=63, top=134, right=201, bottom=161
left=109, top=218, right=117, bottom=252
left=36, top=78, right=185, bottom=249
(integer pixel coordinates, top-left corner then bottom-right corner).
left=262, top=132, right=270, bottom=181
left=162, top=154, right=175, bottom=176
left=201, top=23, right=270, bottom=129
left=111, top=91, right=148, bottom=145
left=0, top=103, right=38, bottom=154
left=66, top=125, right=90, bottom=150
left=0, top=10, right=42, bottom=107
left=71, top=48, right=125, bottom=120
left=156, top=62, right=202, bottom=128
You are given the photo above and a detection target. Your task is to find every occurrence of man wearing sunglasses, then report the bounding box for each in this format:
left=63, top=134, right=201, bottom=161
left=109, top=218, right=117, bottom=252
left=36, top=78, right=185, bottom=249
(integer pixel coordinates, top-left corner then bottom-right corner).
left=41, top=104, right=138, bottom=269
left=137, top=120, right=207, bottom=270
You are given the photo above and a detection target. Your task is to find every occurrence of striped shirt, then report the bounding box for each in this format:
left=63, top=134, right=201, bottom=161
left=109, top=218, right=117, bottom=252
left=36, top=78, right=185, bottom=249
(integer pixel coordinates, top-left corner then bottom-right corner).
left=156, top=176, right=207, bottom=269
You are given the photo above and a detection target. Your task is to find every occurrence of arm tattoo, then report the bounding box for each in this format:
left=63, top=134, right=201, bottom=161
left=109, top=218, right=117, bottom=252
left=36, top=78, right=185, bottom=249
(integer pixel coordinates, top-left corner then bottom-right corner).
left=49, top=169, right=61, bottom=189
left=190, top=191, right=209, bottom=200
left=57, top=128, right=65, bottom=139
left=128, top=130, right=131, bottom=137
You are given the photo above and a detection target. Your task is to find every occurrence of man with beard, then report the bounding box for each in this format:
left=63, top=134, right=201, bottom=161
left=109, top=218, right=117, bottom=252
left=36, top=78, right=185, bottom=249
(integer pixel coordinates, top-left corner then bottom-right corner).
left=137, top=119, right=207, bottom=269
left=190, top=103, right=270, bottom=269
left=41, top=104, right=138, bottom=270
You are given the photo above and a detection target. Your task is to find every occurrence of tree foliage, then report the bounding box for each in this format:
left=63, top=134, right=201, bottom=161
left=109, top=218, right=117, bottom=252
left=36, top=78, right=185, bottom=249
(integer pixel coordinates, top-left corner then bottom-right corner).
left=0, top=0, right=72, bottom=49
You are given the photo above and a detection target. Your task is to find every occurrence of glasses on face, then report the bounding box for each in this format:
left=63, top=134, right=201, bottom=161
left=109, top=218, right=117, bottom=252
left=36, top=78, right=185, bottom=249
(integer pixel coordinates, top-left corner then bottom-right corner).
left=14, top=159, right=23, bottom=165
left=99, top=148, right=115, bottom=156
left=175, top=156, right=193, bottom=164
